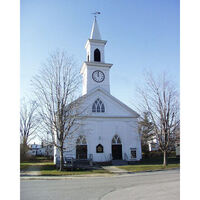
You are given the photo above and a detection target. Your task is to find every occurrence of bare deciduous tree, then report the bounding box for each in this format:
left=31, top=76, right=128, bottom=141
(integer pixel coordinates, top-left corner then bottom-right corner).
left=20, top=99, right=38, bottom=160
left=32, top=51, right=85, bottom=171
left=137, top=72, right=179, bottom=167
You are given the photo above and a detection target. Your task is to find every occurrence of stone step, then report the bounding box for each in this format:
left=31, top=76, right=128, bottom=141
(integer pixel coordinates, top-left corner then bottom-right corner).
left=74, top=160, right=90, bottom=166
left=112, top=160, right=128, bottom=166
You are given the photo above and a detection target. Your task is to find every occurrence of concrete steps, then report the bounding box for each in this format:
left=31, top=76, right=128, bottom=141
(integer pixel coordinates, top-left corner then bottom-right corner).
left=112, top=160, right=128, bottom=166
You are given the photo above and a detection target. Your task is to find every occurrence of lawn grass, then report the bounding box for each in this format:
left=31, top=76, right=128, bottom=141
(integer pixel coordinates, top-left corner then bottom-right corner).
left=21, top=156, right=180, bottom=176
left=39, top=169, right=109, bottom=176
left=20, top=162, right=54, bottom=170
left=20, top=161, right=110, bottom=175
left=118, top=163, right=180, bottom=172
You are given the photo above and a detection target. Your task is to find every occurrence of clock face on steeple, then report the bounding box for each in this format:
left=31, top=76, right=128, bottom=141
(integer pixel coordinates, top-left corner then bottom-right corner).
left=92, top=70, right=105, bottom=83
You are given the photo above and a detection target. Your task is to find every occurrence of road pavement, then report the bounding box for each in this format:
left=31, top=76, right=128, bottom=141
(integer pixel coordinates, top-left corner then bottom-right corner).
left=21, top=169, right=180, bottom=200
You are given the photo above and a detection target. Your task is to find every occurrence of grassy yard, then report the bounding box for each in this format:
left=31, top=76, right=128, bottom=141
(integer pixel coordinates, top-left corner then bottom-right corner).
left=20, top=162, right=54, bottom=171
left=118, top=163, right=180, bottom=172
left=20, top=156, right=180, bottom=176
left=115, top=157, right=180, bottom=172
left=20, top=162, right=109, bottom=176
left=20, top=157, right=110, bottom=176
left=117, top=156, right=180, bottom=172
left=39, top=169, right=109, bottom=176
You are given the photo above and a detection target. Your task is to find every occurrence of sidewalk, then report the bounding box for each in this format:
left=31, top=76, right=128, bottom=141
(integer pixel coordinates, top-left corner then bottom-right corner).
left=20, top=173, right=114, bottom=180
left=21, top=164, right=42, bottom=176
left=102, top=166, right=128, bottom=174
left=21, top=165, right=129, bottom=178
left=20, top=166, right=128, bottom=179
left=20, top=165, right=179, bottom=180
left=20, top=168, right=180, bottom=181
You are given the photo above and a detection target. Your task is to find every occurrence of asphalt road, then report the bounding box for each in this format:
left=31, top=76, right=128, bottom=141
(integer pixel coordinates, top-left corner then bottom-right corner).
left=21, top=169, right=180, bottom=200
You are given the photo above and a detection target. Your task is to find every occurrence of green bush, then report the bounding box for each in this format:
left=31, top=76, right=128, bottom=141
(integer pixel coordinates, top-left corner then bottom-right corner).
left=143, top=151, right=162, bottom=159
left=143, top=151, right=176, bottom=159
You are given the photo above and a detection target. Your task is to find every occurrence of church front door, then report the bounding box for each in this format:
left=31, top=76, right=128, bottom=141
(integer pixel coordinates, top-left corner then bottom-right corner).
left=112, top=144, right=122, bottom=160
left=76, top=145, right=87, bottom=160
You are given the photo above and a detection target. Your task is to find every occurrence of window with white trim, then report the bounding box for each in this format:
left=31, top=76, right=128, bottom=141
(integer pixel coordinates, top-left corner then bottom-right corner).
left=130, top=148, right=137, bottom=159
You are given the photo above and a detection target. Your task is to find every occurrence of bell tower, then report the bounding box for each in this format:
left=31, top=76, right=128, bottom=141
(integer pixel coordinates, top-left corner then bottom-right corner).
left=81, top=16, right=113, bottom=95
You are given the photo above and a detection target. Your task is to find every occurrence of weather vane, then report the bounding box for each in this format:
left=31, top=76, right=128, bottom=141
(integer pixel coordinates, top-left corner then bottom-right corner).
left=91, top=11, right=101, bottom=19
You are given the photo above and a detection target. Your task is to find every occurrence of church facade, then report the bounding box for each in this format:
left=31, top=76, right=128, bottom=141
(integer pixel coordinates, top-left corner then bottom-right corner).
left=54, top=18, right=142, bottom=163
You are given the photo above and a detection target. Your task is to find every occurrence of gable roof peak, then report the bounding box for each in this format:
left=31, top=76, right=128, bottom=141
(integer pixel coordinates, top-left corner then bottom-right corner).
left=84, top=87, right=140, bottom=118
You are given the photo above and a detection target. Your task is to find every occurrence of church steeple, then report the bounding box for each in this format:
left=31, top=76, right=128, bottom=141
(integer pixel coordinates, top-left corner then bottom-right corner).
left=85, top=17, right=107, bottom=63
left=81, top=17, right=113, bottom=95
left=90, top=17, right=101, bottom=40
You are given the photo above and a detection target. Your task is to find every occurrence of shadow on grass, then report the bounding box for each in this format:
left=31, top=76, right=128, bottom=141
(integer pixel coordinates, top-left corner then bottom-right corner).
left=21, top=163, right=106, bottom=173
left=22, top=156, right=53, bottom=163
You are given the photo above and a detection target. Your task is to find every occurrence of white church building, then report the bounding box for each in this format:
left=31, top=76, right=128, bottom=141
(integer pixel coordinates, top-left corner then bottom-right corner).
left=54, top=18, right=142, bottom=163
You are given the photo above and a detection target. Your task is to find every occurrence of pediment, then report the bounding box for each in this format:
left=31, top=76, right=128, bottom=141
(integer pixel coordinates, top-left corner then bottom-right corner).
left=81, top=87, right=139, bottom=118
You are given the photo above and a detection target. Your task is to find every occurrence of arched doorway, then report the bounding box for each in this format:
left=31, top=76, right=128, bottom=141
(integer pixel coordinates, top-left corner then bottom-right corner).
left=76, top=135, right=87, bottom=159
left=112, top=135, right=122, bottom=160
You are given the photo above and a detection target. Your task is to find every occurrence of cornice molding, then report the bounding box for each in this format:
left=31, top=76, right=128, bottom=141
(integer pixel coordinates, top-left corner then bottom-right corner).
left=81, top=62, right=113, bottom=73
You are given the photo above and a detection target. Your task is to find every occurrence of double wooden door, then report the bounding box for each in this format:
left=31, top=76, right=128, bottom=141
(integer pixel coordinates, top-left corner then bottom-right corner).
left=112, top=145, right=122, bottom=160
left=76, top=145, right=87, bottom=159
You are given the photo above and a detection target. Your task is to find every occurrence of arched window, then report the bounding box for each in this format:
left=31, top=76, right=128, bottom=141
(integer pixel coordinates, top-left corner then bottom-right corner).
left=76, top=135, right=87, bottom=145
left=94, top=48, right=101, bottom=62
left=112, top=135, right=121, bottom=144
left=92, top=98, right=105, bottom=113
left=87, top=55, right=89, bottom=62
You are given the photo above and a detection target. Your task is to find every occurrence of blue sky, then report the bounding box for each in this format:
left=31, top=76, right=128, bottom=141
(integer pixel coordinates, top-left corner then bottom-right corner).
left=21, top=0, right=179, bottom=108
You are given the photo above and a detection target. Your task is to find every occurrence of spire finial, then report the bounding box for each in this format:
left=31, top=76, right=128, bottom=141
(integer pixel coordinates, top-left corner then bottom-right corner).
left=90, top=12, right=102, bottom=40
left=91, top=11, right=101, bottom=19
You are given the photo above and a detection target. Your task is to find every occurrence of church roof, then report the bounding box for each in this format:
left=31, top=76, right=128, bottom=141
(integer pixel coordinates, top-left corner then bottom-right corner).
left=90, top=17, right=102, bottom=40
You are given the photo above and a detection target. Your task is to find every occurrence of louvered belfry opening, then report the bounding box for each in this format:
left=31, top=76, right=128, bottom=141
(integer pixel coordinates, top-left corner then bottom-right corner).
left=94, top=48, right=101, bottom=62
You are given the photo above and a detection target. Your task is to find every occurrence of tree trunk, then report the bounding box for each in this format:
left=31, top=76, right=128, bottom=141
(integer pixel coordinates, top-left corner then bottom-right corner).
left=163, top=150, right=167, bottom=167
left=59, top=148, right=64, bottom=171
